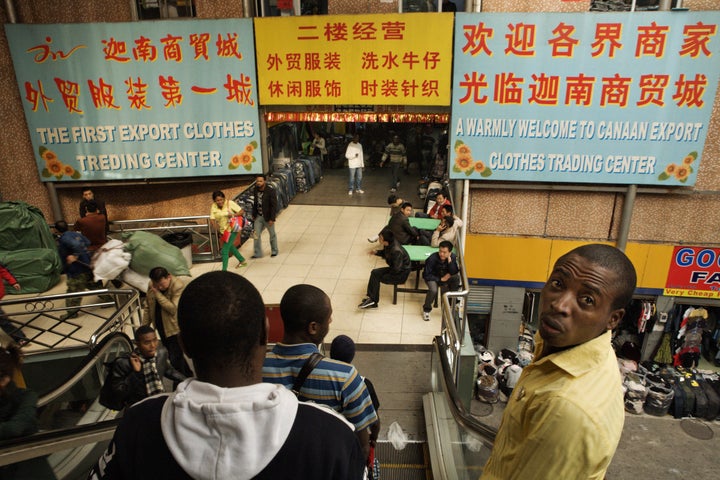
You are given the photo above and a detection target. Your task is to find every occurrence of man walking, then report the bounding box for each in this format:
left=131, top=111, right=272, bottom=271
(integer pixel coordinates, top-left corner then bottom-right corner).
left=480, top=244, right=636, bottom=479
left=90, top=272, right=364, bottom=479
left=422, top=241, right=460, bottom=321
left=263, top=284, right=378, bottom=460
left=55, top=220, right=94, bottom=320
left=380, top=135, right=407, bottom=192
left=345, top=133, right=365, bottom=196
left=252, top=174, right=278, bottom=258
left=358, top=229, right=411, bottom=309
left=142, top=267, right=192, bottom=377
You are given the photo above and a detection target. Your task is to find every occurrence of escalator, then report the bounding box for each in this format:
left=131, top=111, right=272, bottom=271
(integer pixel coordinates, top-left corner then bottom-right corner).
left=1, top=331, right=133, bottom=479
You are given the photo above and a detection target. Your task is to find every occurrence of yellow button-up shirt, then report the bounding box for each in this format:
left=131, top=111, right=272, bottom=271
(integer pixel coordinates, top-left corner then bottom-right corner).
left=481, top=330, right=625, bottom=480
left=210, top=199, right=242, bottom=233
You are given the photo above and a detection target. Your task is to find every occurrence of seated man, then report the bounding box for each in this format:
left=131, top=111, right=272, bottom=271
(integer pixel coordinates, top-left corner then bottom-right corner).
left=102, top=325, right=186, bottom=410
left=440, top=204, right=463, bottom=229
left=430, top=215, right=459, bottom=247
left=368, top=194, right=404, bottom=243
left=416, top=191, right=451, bottom=219
left=387, top=202, right=425, bottom=245
left=359, top=229, right=411, bottom=309
left=91, top=272, right=364, bottom=479
left=422, top=240, right=460, bottom=321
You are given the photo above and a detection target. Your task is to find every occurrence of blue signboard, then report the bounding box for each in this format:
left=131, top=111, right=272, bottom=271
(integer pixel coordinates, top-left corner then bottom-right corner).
left=5, top=19, right=262, bottom=182
left=450, top=12, right=720, bottom=185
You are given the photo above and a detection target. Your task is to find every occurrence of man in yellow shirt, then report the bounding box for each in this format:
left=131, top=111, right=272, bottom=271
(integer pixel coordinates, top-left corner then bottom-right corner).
left=481, top=243, right=636, bottom=480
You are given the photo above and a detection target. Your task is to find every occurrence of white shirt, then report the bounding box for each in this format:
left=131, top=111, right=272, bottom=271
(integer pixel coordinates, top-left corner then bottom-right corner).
left=345, top=141, right=364, bottom=169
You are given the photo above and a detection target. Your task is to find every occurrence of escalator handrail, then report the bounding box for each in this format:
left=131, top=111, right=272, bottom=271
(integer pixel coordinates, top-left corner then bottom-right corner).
left=0, top=418, right=120, bottom=467
left=433, top=334, right=498, bottom=441
left=37, top=331, right=134, bottom=407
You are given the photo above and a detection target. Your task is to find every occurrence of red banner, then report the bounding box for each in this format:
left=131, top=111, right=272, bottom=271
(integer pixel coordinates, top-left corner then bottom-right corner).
left=665, top=246, right=720, bottom=298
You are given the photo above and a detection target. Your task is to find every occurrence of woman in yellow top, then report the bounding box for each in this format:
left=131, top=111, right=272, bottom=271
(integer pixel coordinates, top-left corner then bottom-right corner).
left=209, top=190, right=247, bottom=271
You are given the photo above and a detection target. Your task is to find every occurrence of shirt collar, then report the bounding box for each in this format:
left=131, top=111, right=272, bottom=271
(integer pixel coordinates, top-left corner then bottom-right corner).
left=533, top=330, right=613, bottom=377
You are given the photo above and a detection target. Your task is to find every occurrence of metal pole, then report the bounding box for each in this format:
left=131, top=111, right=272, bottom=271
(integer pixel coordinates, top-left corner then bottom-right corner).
left=616, top=184, right=637, bottom=252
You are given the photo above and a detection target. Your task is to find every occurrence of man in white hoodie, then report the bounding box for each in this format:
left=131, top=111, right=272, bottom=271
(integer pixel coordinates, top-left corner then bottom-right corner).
left=88, top=271, right=364, bottom=480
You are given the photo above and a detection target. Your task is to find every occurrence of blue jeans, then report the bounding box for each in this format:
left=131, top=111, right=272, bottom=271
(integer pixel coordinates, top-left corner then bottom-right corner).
left=253, top=215, right=278, bottom=258
left=348, top=167, right=362, bottom=191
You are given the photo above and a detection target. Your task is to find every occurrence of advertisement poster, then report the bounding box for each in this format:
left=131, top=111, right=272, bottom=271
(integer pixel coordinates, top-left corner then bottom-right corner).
left=665, top=246, right=720, bottom=299
left=6, top=19, right=262, bottom=182
left=255, top=13, right=454, bottom=106
left=450, top=12, right=720, bottom=185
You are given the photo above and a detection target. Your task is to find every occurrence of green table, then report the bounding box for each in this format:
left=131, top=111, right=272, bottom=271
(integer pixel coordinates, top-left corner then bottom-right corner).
left=409, top=217, right=440, bottom=230
left=402, top=245, right=438, bottom=261
left=392, top=245, right=439, bottom=304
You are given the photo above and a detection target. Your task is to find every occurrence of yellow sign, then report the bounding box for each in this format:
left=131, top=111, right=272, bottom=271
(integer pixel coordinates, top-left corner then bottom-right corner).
left=663, top=288, right=720, bottom=299
left=254, top=13, right=454, bottom=106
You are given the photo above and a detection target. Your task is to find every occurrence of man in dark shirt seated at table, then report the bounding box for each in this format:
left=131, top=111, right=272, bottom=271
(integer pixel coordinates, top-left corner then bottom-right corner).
left=387, top=202, right=429, bottom=246
left=359, top=229, right=412, bottom=309
left=422, top=240, right=460, bottom=321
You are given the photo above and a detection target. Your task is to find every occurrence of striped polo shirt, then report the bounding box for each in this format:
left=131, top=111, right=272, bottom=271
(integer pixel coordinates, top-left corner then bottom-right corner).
left=262, top=343, right=378, bottom=431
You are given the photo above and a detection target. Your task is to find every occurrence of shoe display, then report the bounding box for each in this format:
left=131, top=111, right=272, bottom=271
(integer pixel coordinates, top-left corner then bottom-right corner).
left=348, top=190, right=353, bottom=196
left=422, top=311, right=431, bottom=321
left=357, top=189, right=364, bottom=194
left=358, top=297, right=378, bottom=309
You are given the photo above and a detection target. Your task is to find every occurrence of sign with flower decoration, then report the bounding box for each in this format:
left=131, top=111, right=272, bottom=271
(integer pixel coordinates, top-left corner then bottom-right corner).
left=6, top=19, right=262, bottom=182
left=665, top=246, right=720, bottom=298
left=450, top=12, right=720, bottom=185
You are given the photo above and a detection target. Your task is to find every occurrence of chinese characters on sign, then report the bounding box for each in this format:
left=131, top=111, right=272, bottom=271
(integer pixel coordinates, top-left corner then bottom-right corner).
left=450, top=12, right=720, bottom=185
left=254, top=14, right=454, bottom=106
left=6, top=20, right=262, bottom=182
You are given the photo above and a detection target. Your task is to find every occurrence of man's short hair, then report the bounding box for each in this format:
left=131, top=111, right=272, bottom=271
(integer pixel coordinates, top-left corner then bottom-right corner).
left=55, top=220, right=69, bottom=233
left=280, top=284, right=331, bottom=334
left=86, top=200, right=98, bottom=213
left=443, top=215, right=454, bottom=227
left=134, top=324, right=155, bottom=341
left=439, top=240, right=454, bottom=251
left=256, top=173, right=267, bottom=180
left=379, top=228, right=394, bottom=244
left=441, top=204, right=453, bottom=215
left=178, top=272, right=266, bottom=373
left=400, top=201, right=412, bottom=210
left=559, top=244, right=637, bottom=310
left=149, top=266, right=170, bottom=282
left=81, top=187, right=92, bottom=194
left=387, top=194, right=398, bottom=205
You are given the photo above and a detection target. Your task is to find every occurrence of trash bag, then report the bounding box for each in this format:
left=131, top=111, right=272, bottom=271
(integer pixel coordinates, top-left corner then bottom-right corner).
left=92, top=239, right=131, bottom=282
left=387, top=421, right=408, bottom=451
left=123, top=231, right=190, bottom=277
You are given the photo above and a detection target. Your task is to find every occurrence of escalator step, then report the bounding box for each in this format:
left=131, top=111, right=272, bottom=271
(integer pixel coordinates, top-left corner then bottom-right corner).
left=375, top=441, right=432, bottom=480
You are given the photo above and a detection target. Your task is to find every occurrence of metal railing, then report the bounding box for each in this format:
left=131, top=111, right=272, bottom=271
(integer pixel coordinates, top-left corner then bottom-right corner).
left=0, top=288, right=142, bottom=352
left=109, top=215, right=220, bottom=262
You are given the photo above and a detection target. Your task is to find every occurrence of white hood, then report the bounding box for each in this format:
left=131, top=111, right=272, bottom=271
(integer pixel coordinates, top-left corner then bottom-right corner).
left=161, top=379, right=298, bottom=480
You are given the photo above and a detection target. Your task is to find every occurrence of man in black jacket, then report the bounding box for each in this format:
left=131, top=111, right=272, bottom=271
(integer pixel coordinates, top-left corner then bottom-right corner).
left=359, top=229, right=412, bottom=309
left=252, top=173, right=279, bottom=258
left=103, top=325, right=186, bottom=410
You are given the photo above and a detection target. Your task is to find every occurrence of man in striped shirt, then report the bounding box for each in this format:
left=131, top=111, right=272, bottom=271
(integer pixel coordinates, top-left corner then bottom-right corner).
left=262, top=284, right=378, bottom=458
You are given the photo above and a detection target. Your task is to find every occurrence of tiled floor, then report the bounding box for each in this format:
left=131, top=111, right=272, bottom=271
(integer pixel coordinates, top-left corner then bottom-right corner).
left=192, top=202, right=443, bottom=345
